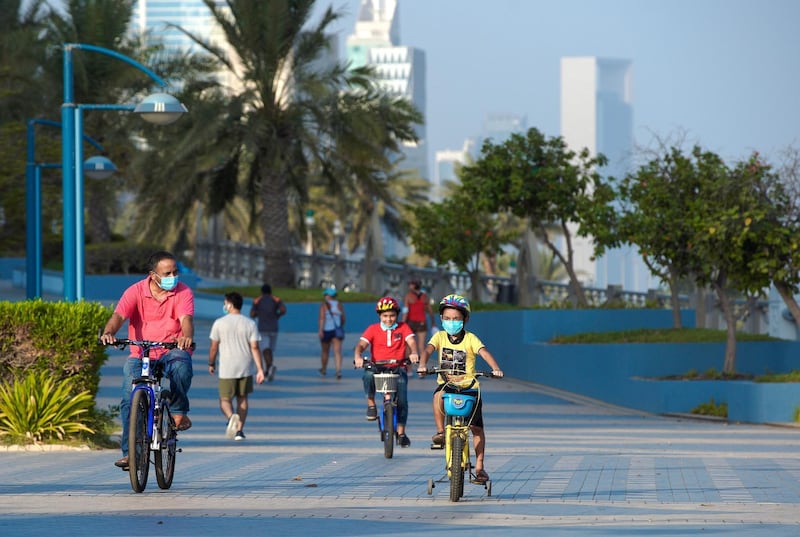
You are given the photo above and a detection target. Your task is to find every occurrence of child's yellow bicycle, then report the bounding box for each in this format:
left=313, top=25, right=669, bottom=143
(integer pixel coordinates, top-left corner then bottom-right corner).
left=420, top=367, right=498, bottom=501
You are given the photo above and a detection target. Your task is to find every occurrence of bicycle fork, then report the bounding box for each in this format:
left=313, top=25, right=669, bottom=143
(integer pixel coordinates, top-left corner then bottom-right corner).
left=378, top=393, right=397, bottom=441
left=444, top=419, right=471, bottom=478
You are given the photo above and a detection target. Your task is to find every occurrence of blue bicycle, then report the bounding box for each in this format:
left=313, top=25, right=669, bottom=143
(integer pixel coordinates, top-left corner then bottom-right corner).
left=102, top=338, right=192, bottom=492
left=361, top=357, right=408, bottom=459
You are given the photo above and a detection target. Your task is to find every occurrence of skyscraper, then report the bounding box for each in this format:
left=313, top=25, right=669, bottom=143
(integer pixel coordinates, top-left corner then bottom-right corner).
left=346, top=0, right=427, bottom=181
left=132, top=1, right=224, bottom=53
left=560, top=56, right=658, bottom=292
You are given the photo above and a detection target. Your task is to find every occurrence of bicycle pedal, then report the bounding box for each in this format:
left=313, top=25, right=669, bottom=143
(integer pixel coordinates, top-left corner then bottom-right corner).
left=430, top=443, right=444, bottom=450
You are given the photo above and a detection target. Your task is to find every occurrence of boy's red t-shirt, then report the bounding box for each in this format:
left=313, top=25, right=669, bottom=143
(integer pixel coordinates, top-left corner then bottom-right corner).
left=359, top=322, right=414, bottom=367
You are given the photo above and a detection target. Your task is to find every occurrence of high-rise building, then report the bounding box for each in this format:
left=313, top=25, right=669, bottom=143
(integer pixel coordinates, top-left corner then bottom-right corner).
left=132, top=1, right=225, bottom=53
left=560, top=56, right=658, bottom=292
left=346, top=0, right=427, bottom=182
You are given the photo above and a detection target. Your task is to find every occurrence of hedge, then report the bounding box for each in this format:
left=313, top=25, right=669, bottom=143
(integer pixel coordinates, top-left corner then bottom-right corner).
left=0, top=300, right=112, bottom=396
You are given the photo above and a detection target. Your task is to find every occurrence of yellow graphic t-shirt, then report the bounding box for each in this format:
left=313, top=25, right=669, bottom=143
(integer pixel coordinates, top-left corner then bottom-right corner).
left=428, top=330, right=485, bottom=388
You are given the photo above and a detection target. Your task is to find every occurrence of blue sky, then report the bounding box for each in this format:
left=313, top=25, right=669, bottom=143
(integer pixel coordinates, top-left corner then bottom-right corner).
left=320, top=0, right=800, bottom=169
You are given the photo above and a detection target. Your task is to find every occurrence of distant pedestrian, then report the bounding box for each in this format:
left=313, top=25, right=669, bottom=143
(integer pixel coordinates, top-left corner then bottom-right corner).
left=250, top=283, right=287, bottom=382
left=318, top=287, right=345, bottom=379
left=209, top=292, right=265, bottom=441
left=401, top=279, right=434, bottom=347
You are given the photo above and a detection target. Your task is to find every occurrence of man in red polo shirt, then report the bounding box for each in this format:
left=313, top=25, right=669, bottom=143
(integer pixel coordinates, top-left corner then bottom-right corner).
left=100, top=251, right=195, bottom=470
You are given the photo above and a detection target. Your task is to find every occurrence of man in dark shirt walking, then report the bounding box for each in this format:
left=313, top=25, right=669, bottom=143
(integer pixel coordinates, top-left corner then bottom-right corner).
left=249, top=283, right=287, bottom=381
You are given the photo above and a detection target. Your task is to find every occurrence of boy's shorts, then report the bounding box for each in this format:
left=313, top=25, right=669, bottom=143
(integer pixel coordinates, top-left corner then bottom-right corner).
left=218, top=376, right=254, bottom=399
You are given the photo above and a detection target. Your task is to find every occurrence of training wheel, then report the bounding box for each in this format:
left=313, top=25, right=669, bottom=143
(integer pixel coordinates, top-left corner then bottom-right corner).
left=427, top=478, right=435, bottom=495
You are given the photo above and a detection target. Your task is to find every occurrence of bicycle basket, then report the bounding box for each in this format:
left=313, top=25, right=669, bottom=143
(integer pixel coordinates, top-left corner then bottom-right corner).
left=442, top=391, right=477, bottom=417
left=374, top=372, right=398, bottom=393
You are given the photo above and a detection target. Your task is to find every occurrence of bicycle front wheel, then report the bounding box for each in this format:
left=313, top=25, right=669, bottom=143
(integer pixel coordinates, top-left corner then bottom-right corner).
left=383, top=400, right=395, bottom=459
left=154, top=395, right=176, bottom=490
left=449, top=433, right=465, bottom=502
left=128, top=389, right=151, bottom=493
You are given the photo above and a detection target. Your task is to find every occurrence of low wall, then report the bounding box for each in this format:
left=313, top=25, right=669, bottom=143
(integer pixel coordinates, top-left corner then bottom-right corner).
left=469, top=309, right=800, bottom=424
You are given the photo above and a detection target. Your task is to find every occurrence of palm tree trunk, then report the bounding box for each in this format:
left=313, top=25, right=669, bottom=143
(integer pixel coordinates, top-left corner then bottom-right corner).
left=260, top=170, right=294, bottom=287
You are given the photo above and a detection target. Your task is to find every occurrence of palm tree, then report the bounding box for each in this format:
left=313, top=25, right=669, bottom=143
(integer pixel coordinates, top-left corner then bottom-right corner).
left=169, top=0, right=423, bottom=287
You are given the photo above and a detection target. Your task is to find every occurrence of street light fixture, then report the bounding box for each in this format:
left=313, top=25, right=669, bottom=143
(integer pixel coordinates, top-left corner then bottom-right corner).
left=61, top=42, right=188, bottom=301
left=26, top=118, right=111, bottom=299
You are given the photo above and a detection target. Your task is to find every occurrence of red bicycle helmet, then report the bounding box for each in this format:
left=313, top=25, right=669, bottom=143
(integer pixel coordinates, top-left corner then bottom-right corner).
left=376, top=296, right=400, bottom=314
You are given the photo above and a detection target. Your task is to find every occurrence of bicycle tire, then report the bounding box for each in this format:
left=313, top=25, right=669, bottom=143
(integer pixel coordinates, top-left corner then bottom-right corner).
left=450, top=433, right=465, bottom=502
left=128, top=389, right=151, bottom=493
left=383, top=400, right=395, bottom=459
left=154, top=396, right=176, bottom=489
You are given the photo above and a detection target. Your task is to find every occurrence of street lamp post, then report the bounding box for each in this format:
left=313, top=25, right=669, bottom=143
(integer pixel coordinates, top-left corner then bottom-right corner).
left=61, top=43, right=187, bottom=301
left=304, top=210, right=315, bottom=256
left=332, top=219, right=343, bottom=257
left=26, top=118, right=111, bottom=299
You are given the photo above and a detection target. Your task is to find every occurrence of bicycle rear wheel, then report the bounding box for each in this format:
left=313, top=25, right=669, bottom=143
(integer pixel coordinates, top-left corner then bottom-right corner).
left=154, top=395, right=176, bottom=489
left=128, top=389, right=151, bottom=493
left=449, top=434, right=465, bottom=502
left=383, top=400, right=395, bottom=459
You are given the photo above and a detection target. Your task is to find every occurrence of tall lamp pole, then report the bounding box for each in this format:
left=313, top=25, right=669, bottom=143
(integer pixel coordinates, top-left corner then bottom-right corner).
left=61, top=43, right=187, bottom=301
left=26, top=118, right=111, bottom=299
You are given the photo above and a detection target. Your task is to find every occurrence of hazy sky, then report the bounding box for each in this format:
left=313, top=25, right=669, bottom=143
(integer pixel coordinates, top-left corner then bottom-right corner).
left=318, top=0, right=800, bottom=171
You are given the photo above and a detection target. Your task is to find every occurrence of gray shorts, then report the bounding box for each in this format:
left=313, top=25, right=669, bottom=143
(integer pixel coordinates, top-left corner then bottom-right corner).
left=259, top=331, right=278, bottom=351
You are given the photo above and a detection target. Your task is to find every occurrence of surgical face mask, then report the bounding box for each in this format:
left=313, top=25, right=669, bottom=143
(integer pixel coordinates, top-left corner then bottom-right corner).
left=441, top=319, right=464, bottom=336
left=157, top=274, right=178, bottom=291
left=381, top=322, right=398, bottom=331
left=222, top=304, right=229, bottom=314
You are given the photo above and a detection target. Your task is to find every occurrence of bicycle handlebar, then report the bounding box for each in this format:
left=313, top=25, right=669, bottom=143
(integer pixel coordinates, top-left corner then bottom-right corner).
left=417, top=367, right=500, bottom=379
left=99, top=338, right=196, bottom=351
left=356, top=356, right=411, bottom=369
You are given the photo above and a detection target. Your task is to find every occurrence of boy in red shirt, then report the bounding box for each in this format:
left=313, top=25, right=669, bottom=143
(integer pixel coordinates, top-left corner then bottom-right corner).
left=354, top=296, right=420, bottom=447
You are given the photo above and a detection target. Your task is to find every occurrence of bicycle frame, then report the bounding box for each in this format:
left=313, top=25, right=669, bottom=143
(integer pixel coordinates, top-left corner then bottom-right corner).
left=130, top=354, right=165, bottom=451
left=441, top=389, right=478, bottom=479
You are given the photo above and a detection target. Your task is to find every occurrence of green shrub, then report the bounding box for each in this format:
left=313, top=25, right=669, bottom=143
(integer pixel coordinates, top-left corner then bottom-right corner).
left=691, top=398, right=728, bottom=417
left=0, top=370, right=94, bottom=443
left=0, top=299, right=112, bottom=395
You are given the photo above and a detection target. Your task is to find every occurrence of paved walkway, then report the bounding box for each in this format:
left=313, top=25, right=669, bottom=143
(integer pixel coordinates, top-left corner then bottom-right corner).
left=1, top=312, right=800, bottom=535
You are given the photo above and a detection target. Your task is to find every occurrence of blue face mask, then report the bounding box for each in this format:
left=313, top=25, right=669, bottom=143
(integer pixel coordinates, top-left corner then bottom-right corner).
left=381, top=322, right=398, bottom=331
left=158, top=275, right=178, bottom=291
left=222, top=304, right=229, bottom=315
left=441, top=320, right=464, bottom=336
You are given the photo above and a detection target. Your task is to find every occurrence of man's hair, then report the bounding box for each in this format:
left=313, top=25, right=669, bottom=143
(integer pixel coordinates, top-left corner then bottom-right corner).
left=147, top=251, right=176, bottom=272
left=261, top=283, right=272, bottom=295
left=225, top=292, right=243, bottom=310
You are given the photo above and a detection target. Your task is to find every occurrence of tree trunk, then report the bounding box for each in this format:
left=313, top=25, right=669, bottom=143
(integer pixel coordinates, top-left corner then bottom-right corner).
left=774, top=280, right=800, bottom=327
left=668, top=267, right=682, bottom=329
left=712, top=279, right=737, bottom=374
left=260, top=170, right=294, bottom=287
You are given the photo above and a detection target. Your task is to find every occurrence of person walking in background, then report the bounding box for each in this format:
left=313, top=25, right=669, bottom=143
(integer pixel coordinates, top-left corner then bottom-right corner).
left=353, top=297, right=419, bottom=447
left=209, top=292, right=265, bottom=441
left=100, top=251, right=195, bottom=470
left=250, top=283, right=286, bottom=382
left=318, top=287, right=345, bottom=379
left=401, top=279, right=434, bottom=346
